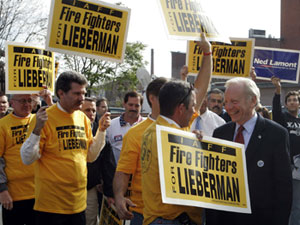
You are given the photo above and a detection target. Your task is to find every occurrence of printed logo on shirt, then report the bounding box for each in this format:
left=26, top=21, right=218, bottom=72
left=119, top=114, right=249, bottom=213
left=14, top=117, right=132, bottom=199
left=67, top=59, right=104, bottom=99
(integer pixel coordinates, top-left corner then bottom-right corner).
left=287, top=122, right=300, bottom=136
left=113, top=135, right=122, bottom=142
left=56, top=125, right=87, bottom=151
left=11, top=124, right=29, bottom=145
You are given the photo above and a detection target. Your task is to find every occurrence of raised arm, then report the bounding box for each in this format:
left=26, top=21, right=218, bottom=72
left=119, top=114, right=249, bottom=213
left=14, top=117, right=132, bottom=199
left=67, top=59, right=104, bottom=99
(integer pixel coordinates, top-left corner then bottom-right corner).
left=87, top=112, right=111, bottom=162
left=271, top=76, right=285, bottom=126
left=193, top=33, right=212, bottom=112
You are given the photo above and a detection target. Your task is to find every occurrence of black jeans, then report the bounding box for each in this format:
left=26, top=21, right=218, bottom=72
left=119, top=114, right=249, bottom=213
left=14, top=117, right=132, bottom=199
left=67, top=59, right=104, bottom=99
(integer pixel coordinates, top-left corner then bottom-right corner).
left=35, top=210, right=86, bottom=225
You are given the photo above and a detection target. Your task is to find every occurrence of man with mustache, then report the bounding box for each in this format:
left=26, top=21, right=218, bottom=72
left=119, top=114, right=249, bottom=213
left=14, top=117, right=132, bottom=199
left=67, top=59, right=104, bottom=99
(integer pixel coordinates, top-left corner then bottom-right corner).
left=20, top=71, right=110, bottom=225
left=106, top=91, right=144, bottom=164
left=207, top=88, right=231, bottom=122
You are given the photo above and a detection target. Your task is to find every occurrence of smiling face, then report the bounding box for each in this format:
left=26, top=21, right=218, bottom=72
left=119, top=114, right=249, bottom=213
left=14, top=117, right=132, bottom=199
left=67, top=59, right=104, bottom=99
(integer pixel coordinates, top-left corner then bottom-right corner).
left=224, top=83, right=256, bottom=125
left=175, top=91, right=196, bottom=128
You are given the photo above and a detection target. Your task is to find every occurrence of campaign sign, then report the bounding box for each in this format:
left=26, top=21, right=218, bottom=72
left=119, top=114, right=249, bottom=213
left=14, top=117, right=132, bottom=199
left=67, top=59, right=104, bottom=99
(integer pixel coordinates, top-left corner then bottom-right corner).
left=253, top=47, right=300, bottom=83
left=156, top=125, right=251, bottom=213
left=186, top=38, right=254, bottom=78
left=46, top=0, right=130, bottom=63
left=5, top=42, right=55, bottom=94
left=99, top=197, right=130, bottom=225
left=157, top=0, right=229, bottom=43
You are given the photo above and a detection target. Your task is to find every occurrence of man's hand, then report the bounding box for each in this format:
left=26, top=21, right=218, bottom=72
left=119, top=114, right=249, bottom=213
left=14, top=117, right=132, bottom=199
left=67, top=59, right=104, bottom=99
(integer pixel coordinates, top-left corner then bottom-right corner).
left=180, top=65, right=189, bottom=82
left=107, top=197, right=115, bottom=208
left=250, top=67, right=257, bottom=81
left=33, top=106, right=48, bottom=135
left=39, top=87, right=53, bottom=106
left=114, top=195, right=136, bottom=220
left=0, top=190, right=13, bottom=210
left=194, top=32, right=211, bottom=54
left=96, top=183, right=103, bottom=193
left=271, top=76, right=281, bottom=94
left=99, top=112, right=111, bottom=131
left=192, top=130, right=203, bottom=141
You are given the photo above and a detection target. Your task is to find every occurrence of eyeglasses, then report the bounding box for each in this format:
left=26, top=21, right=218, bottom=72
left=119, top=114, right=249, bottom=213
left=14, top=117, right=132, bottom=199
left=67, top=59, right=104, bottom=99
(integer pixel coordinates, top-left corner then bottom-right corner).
left=179, top=83, right=194, bottom=105
left=12, top=98, right=33, bottom=104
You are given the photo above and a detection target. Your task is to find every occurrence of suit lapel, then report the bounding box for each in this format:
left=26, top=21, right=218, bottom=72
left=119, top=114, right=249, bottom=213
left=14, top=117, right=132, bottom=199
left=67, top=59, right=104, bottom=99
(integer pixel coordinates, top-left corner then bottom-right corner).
left=226, top=122, right=236, bottom=141
left=245, top=113, right=265, bottom=162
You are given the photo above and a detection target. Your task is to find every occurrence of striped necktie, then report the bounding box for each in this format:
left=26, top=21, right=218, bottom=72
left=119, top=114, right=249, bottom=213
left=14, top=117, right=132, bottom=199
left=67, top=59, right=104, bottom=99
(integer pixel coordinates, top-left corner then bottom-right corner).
left=234, top=125, right=245, bottom=144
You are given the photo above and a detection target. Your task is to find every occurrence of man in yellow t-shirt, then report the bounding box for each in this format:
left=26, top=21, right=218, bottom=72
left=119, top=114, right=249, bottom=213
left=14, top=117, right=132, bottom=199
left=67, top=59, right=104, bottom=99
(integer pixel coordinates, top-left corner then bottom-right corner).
left=0, top=94, right=36, bottom=225
left=20, top=71, right=111, bottom=225
left=141, top=33, right=212, bottom=225
left=113, top=77, right=168, bottom=224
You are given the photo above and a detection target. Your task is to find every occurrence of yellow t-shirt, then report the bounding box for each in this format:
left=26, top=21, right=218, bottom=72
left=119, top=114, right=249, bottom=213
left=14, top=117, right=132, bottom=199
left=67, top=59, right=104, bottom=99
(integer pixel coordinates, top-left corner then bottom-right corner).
left=34, top=104, right=93, bottom=214
left=141, top=115, right=202, bottom=225
left=117, top=117, right=154, bottom=214
left=0, top=113, right=35, bottom=201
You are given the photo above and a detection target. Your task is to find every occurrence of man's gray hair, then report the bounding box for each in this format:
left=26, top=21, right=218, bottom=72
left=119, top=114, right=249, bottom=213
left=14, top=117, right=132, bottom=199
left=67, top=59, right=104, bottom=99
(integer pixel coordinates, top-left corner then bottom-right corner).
left=225, top=77, right=260, bottom=106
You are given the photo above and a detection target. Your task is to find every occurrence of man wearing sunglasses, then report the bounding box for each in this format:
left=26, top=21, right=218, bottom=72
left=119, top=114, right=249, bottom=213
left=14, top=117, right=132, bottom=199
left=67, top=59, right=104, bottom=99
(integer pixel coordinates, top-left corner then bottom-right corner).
left=141, top=32, right=212, bottom=225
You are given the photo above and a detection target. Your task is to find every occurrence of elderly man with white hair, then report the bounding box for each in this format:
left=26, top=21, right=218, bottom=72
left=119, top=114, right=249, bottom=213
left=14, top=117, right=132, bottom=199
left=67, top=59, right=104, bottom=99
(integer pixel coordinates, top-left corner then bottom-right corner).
left=205, top=77, right=292, bottom=225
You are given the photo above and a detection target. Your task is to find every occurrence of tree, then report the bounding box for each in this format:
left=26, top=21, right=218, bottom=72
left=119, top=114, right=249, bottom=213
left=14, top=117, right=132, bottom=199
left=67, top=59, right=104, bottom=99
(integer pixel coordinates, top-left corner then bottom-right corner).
left=62, top=41, right=148, bottom=105
left=0, top=0, right=48, bottom=49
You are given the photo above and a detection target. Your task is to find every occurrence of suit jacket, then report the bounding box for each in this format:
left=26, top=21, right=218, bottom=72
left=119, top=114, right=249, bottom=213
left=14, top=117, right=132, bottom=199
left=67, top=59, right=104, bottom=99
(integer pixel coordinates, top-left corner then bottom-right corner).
left=206, top=113, right=292, bottom=225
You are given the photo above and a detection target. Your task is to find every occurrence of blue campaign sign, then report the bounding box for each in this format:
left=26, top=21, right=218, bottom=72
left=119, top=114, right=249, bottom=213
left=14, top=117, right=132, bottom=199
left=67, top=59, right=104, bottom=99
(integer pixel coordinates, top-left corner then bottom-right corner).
left=253, top=47, right=300, bottom=83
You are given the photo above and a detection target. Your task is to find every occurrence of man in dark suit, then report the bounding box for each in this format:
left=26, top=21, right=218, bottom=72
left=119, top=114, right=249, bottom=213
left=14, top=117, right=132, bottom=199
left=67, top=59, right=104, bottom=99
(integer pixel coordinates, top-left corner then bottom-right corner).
left=205, top=77, right=293, bottom=225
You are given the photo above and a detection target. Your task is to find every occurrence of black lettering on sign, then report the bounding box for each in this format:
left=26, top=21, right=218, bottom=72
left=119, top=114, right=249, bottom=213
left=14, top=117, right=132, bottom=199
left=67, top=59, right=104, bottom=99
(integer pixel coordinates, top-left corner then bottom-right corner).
left=62, top=0, right=123, bottom=18
left=168, top=134, right=236, bottom=156
left=61, top=24, right=119, bottom=55
left=177, top=167, right=240, bottom=202
left=13, top=47, right=52, bottom=57
left=213, top=58, right=245, bottom=75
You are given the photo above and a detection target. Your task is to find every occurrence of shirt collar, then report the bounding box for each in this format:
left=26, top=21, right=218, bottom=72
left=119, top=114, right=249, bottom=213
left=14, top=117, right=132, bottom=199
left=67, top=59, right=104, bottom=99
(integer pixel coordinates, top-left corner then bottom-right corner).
left=57, top=102, right=68, bottom=113
left=235, top=112, right=257, bottom=135
left=160, top=115, right=181, bottom=128
left=119, top=113, right=143, bottom=127
left=148, top=114, right=156, bottom=121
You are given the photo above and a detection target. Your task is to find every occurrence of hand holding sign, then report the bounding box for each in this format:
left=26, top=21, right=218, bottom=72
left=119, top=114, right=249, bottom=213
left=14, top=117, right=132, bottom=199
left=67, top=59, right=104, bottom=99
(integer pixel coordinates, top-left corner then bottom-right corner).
left=271, top=76, right=281, bottom=94
left=194, top=33, right=211, bottom=54
left=39, top=86, right=53, bottom=106
left=114, top=195, right=136, bottom=220
left=33, top=106, right=48, bottom=136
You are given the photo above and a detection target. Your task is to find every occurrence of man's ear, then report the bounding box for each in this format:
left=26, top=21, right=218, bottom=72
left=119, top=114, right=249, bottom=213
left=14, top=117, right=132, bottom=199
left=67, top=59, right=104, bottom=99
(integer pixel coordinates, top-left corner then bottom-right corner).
left=149, top=94, right=156, bottom=106
left=57, top=89, right=64, bottom=99
left=177, top=103, right=186, bottom=115
left=251, top=96, right=258, bottom=108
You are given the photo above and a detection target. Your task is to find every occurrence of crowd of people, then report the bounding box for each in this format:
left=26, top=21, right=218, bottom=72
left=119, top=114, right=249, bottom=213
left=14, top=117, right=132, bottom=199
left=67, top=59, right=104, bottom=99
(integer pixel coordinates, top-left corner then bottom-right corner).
left=0, top=33, right=298, bottom=225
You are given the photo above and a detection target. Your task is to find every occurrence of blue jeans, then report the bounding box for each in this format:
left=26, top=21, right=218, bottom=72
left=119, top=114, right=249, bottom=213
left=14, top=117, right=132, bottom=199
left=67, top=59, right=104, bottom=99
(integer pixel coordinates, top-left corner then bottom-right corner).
left=149, top=217, right=181, bottom=225
left=149, top=217, right=197, bottom=225
left=289, top=179, right=300, bottom=225
left=130, top=211, right=143, bottom=225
